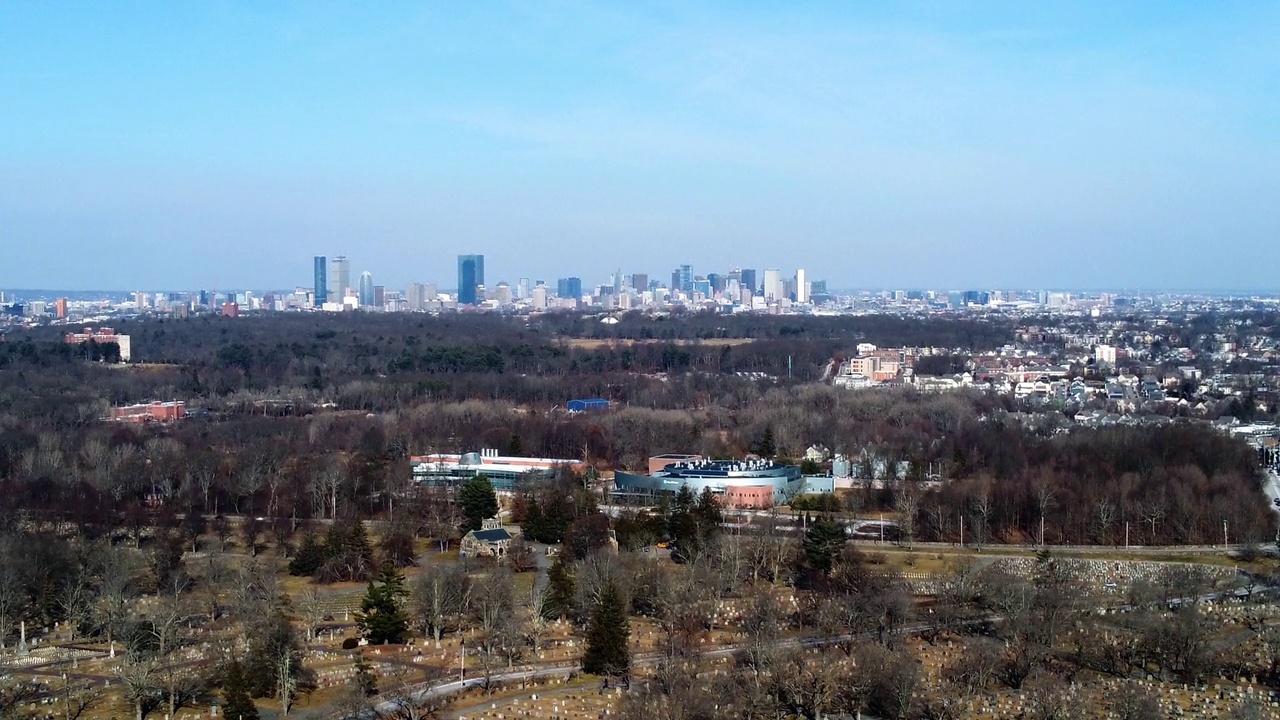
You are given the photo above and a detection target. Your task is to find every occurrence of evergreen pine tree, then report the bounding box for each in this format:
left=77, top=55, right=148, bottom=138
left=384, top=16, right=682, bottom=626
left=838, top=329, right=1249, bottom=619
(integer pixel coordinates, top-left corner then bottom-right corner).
left=322, top=521, right=347, bottom=562
left=521, top=498, right=545, bottom=543
left=346, top=520, right=375, bottom=576
left=803, top=516, right=844, bottom=575
left=288, top=531, right=325, bottom=576
left=458, top=475, right=499, bottom=533
left=581, top=579, right=630, bottom=677
left=755, top=427, right=777, bottom=457
left=669, top=485, right=700, bottom=556
left=694, top=486, right=723, bottom=544
left=545, top=554, right=576, bottom=621
left=356, top=562, right=410, bottom=644
left=222, top=659, right=260, bottom=720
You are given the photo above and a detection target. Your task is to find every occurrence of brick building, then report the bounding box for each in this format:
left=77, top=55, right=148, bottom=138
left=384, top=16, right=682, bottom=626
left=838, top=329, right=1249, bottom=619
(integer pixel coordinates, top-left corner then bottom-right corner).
left=110, top=401, right=187, bottom=423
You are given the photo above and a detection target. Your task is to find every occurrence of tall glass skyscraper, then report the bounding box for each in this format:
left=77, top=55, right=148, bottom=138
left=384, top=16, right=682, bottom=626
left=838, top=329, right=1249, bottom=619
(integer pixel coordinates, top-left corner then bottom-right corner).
left=557, top=277, right=582, bottom=299
left=457, top=254, right=485, bottom=305
left=313, top=256, right=328, bottom=305
left=358, top=271, right=375, bottom=307
left=678, top=264, right=694, bottom=293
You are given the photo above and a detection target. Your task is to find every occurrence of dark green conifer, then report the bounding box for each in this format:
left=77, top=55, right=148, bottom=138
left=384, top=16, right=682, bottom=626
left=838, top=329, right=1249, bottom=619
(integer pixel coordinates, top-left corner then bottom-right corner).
left=221, top=659, right=260, bottom=720
left=357, top=562, right=410, bottom=644
left=803, top=516, right=844, bottom=575
left=288, top=531, right=325, bottom=576
left=545, top=554, right=576, bottom=621
left=581, top=579, right=630, bottom=677
left=458, top=475, right=498, bottom=533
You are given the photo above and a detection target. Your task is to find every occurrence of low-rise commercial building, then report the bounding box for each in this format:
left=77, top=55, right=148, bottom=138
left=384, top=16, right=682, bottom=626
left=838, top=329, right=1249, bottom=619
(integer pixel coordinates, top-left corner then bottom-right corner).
left=110, top=401, right=186, bottom=423
left=410, top=449, right=587, bottom=491
left=614, top=457, right=804, bottom=509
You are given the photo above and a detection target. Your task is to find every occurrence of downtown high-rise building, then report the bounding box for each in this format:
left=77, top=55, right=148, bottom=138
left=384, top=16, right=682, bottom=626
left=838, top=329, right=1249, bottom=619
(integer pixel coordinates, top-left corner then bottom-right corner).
left=313, top=256, right=328, bottom=305
left=740, top=268, right=757, bottom=296
left=677, top=264, right=693, bottom=293
left=457, top=254, right=485, bottom=305
left=331, top=256, right=351, bottom=300
left=358, top=271, right=374, bottom=307
left=557, top=277, right=582, bottom=299
left=763, top=268, right=782, bottom=302
left=795, top=268, right=808, bottom=304
left=406, top=282, right=426, bottom=310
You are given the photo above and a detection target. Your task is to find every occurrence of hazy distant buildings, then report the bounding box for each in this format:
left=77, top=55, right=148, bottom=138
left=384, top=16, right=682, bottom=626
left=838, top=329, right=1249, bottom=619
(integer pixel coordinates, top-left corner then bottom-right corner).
left=331, top=256, right=350, bottom=300
left=677, top=264, right=693, bottom=293
left=740, top=269, right=757, bottom=296
left=557, top=277, right=582, bottom=300
left=65, top=327, right=131, bottom=362
left=313, top=256, right=328, bottom=305
left=358, top=272, right=375, bottom=308
left=763, top=268, right=782, bottom=302
left=406, top=282, right=427, bottom=310
left=457, top=254, right=485, bottom=305
left=795, top=268, right=808, bottom=304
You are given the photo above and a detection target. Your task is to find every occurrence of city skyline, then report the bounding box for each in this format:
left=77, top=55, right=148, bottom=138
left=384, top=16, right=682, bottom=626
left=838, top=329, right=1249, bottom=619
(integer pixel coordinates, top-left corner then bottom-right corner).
left=3, top=4, right=1280, bottom=291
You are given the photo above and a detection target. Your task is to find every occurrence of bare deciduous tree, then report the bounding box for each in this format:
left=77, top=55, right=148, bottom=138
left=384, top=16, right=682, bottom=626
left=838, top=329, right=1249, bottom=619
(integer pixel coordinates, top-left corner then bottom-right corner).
left=412, top=563, right=470, bottom=648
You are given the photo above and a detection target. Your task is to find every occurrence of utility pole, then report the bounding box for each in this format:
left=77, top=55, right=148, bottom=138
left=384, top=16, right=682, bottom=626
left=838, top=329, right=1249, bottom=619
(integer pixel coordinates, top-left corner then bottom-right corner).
left=1125, top=521, right=1129, bottom=550
left=1224, top=519, right=1229, bottom=548
left=460, top=643, right=465, bottom=682
left=959, top=514, right=964, bottom=549
left=879, top=514, right=884, bottom=544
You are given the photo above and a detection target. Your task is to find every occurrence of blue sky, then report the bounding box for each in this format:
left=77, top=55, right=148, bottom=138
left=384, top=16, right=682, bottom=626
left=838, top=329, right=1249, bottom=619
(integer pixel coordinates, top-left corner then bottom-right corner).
left=2, top=2, right=1278, bottom=291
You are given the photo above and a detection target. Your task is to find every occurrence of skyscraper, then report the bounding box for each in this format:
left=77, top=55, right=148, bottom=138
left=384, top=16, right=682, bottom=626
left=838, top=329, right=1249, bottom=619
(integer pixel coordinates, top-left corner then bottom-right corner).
left=763, top=269, right=782, bottom=302
left=406, top=282, right=425, bottom=310
left=678, top=264, right=693, bottom=293
left=795, top=268, right=808, bottom=304
left=740, top=269, right=757, bottom=296
left=557, top=277, right=583, bottom=300
left=313, top=256, right=328, bottom=305
left=457, top=254, right=485, bottom=305
left=331, top=256, right=350, bottom=300
left=358, top=271, right=374, bottom=307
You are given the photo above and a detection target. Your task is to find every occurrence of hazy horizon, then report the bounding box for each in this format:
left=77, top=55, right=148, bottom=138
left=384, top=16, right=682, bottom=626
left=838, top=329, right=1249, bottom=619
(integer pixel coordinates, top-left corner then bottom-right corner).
left=3, top=3, right=1278, bottom=291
